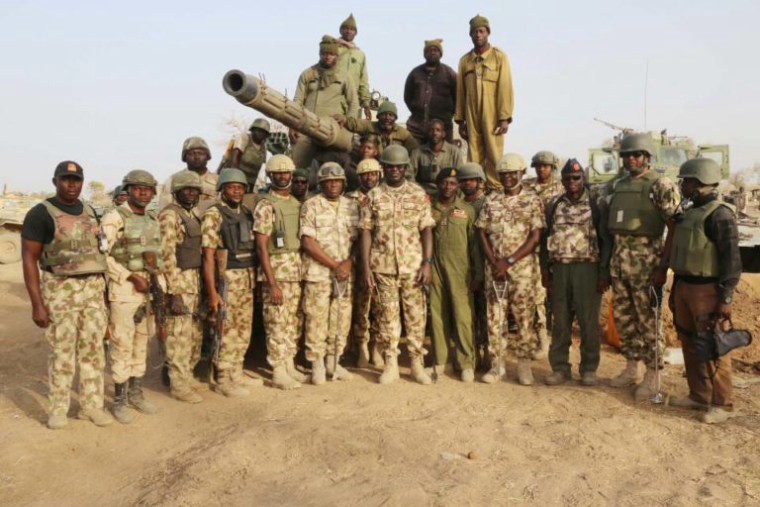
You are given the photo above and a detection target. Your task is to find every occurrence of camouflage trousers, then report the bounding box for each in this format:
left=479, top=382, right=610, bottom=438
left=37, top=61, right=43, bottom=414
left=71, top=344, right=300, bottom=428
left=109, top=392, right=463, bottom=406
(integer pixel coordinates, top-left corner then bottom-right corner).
left=486, top=260, right=538, bottom=360
left=611, top=275, right=663, bottom=368
left=45, top=305, right=108, bottom=416
left=352, top=283, right=379, bottom=347
left=166, top=293, right=203, bottom=389
left=373, top=273, right=427, bottom=358
left=534, top=271, right=548, bottom=339
left=262, top=281, right=302, bottom=367
left=217, top=288, right=254, bottom=374
left=303, top=281, right=353, bottom=361
left=109, top=299, right=154, bottom=384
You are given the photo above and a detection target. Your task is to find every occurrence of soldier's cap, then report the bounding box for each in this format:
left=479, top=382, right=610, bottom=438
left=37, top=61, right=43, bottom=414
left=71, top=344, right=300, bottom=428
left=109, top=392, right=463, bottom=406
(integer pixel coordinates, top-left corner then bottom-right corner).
left=469, top=14, right=490, bottom=33
left=424, top=39, right=443, bottom=56
left=561, top=158, right=585, bottom=175
left=377, top=101, right=398, bottom=117
left=320, top=35, right=339, bottom=55
left=340, top=13, right=357, bottom=30
left=436, top=167, right=459, bottom=184
left=54, top=160, right=84, bottom=179
left=292, top=168, right=309, bottom=180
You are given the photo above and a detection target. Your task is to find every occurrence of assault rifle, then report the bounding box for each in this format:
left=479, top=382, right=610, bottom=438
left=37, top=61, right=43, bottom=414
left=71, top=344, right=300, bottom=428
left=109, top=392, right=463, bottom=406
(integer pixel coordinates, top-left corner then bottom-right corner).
left=211, top=249, right=229, bottom=367
left=143, top=252, right=168, bottom=360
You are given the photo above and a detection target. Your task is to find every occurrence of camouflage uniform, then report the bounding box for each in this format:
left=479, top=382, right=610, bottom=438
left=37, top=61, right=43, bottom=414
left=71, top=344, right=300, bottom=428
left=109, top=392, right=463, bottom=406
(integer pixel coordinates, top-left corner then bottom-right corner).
left=201, top=204, right=256, bottom=375
left=233, top=132, right=267, bottom=189
left=300, top=194, right=360, bottom=360
left=253, top=194, right=303, bottom=368
left=359, top=182, right=436, bottom=358
left=160, top=170, right=219, bottom=213
left=475, top=189, right=545, bottom=360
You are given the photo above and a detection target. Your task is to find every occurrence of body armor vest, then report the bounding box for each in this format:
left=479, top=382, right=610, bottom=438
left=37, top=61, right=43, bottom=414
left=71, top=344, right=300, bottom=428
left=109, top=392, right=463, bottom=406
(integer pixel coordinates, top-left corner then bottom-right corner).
left=670, top=200, right=733, bottom=277
left=260, top=194, right=300, bottom=255
left=607, top=172, right=665, bottom=237
left=239, top=139, right=266, bottom=186
left=40, top=201, right=107, bottom=276
left=110, top=206, right=163, bottom=271
left=216, top=203, right=256, bottom=269
left=164, top=203, right=202, bottom=270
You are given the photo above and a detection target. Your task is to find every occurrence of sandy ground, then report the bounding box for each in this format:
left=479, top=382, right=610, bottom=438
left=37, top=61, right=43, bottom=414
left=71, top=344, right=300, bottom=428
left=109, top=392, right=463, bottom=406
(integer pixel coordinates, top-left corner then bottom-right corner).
left=1, top=263, right=760, bottom=507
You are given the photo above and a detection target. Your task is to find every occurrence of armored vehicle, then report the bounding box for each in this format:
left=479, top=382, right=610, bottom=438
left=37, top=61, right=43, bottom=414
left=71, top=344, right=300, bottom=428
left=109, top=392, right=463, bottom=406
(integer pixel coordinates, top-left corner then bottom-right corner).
left=0, top=193, right=40, bottom=264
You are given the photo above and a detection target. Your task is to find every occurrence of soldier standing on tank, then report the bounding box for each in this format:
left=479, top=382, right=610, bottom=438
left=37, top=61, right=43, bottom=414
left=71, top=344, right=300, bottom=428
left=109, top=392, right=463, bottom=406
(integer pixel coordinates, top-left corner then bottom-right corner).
left=336, top=14, right=371, bottom=120
left=455, top=15, right=514, bottom=191
left=101, top=170, right=163, bottom=424
left=201, top=168, right=261, bottom=398
left=669, top=158, right=741, bottom=424
left=159, top=137, right=219, bottom=213
left=230, top=118, right=271, bottom=193
left=335, top=101, right=418, bottom=159
left=300, top=163, right=360, bottom=384
left=291, top=36, right=358, bottom=170
left=602, top=133, right=680, bottom=400
left=253, top=155, right=309, bottom=389
left=429, top=168, right=483, bottom=382
left=404, top=39, right=458, bottom=144
left=347, top=158, right=383, bottom=368
left=476, top=154, right=544, bottom=385
left=409, top=119, right=462, bottom=195
left=158, top=171, right=207, bottom=404
left=360, top=145, right=436, bottom=385
left=541, top=159, right=611, bottom=387
left=21, top=161, right=112, bottom=429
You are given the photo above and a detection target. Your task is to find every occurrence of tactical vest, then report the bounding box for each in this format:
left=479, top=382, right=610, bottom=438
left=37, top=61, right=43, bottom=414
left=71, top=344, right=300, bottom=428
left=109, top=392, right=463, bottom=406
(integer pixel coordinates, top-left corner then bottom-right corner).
left=260, top=194, right=300, bottom=255
left=40, top=201, right=107, bottom=276
left=239, top=139, right=266, bottom=186
left=607, top=172, right=665, bottom=237
left=163, top=203, right=202, bottom=270
left=670, top=200, right=734, bottom=277
left=110, top=206, right=163, bottom=271
left=216, top=203, right=256, bottom=269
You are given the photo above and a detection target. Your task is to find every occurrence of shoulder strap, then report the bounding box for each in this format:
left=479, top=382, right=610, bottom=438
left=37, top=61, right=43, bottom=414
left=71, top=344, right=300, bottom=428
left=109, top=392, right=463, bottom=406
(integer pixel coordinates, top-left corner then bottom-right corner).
left=545, top=194, right=562, bottom=238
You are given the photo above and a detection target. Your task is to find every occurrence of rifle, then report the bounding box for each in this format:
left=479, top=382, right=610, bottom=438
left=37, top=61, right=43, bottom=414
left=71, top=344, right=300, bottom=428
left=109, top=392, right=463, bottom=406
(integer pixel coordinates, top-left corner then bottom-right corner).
left=142, top=252, right=168, bottom=361
left=211, top=250, right=229, bottom=367
left=217, top=138, right=236, bottom=173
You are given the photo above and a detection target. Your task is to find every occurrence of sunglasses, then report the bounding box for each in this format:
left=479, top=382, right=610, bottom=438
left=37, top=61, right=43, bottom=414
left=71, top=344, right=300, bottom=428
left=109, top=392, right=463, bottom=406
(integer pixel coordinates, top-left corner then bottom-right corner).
left=622, top=151, right=646, bottom=159
left=561, top=175, right=583, bottom=182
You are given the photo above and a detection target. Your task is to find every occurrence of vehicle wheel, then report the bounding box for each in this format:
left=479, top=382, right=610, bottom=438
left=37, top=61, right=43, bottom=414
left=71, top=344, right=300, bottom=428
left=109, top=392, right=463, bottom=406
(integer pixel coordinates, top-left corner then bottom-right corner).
left=0, top=232, right=21, bottom=264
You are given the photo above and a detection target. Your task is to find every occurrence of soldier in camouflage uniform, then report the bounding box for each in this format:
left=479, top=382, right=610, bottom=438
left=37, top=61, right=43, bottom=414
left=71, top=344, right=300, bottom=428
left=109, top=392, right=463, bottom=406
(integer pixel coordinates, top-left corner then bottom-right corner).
left=458, top=162, right=487, bottom=214
left=21, top=161, right=112, bottom=429
left=290, top=168, right=313, bottom=203
left=102, top=170, right=164, bottom=424
left=360, top=145, right=436, bottom=385
left=540, top=159, right=611, bottom=386
left=347, top=158, right=383, bottom=368
left=254, top=155, right=309, bottom=390
left=336, top=13, right=371, bottom=119
left=300, top=163, right=361, bottom=384
left=159, top=171, right=206, bottom=403
left=336, top=101, right=419, bottom=159
left=159, top=137, right=219, bottom=213
left=231, top=118, right=271, bottom=192
left=202, top=169, right=261, bottom=398
left=601, top=133, right=680, bottom=400
left=476, top=154, right=544, bottom=385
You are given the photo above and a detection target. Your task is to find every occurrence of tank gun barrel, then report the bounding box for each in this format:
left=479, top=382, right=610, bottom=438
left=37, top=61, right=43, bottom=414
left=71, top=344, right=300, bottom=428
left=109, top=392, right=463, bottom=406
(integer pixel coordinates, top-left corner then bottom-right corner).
left=222, top=69, right=354, bottom=152
left=594, top=118, right=634, bottom=134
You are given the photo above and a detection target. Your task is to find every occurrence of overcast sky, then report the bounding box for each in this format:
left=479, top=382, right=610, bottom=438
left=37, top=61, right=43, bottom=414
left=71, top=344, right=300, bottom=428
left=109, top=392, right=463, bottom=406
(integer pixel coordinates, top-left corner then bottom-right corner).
left=2, top=0, right=758, bottom=192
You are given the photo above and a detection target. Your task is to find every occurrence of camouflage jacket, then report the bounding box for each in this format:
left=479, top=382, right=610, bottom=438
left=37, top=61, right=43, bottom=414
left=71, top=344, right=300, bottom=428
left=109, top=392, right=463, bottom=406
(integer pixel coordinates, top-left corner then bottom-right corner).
left=159, top=169, right=219, bottom=214
left=524, top=177, right=563, bottom=207
left=158, top=204, right=201, bottom=296
left=475, top=188, right=545, bottom=263
left=201, top=204, right=255, bottom=292
left=253, top=195, right=302, bottom=283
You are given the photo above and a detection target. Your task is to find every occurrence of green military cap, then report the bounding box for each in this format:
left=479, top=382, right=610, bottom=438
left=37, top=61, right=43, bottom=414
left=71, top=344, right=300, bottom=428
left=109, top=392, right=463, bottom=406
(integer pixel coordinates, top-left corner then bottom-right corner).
left=424, top=39, right=443, bottom=56
left=531, top=150, right=558, bottom=168
left=457, top=162, right=486, bottom=181
left=379, top=145, right=410, bottom=166
left=216, top=168, right=248, bottom=191
left=320, top=35, right=339, bottom=55
left=436, top=167, right=459, bottom=184
left=678, top=158, right=721, bottom=185
left=377, top=101, right=398, bottom=117
left=267, top=154, right=296, bottom=173
left=122, top=169, right=157, bottom=189
left=356, top=158, right=382, bottom=175
left=181, top=136, right=211, bottom=162
left=561, top=158, right=584, bottom=175
left=469, top=14, right=490, bottom=33
left=340, top=13, right=357, bottom=30
left=249, top=118, right=271, bottom=133
left=317, top=162, right=346, bottom=183
left=292, top=168, right=309, bottom=180
left=497, top=153, right=527, bottom=173
left=171, top=170, right=202, bottom=192
left=619, top=133, right=656, bottom=157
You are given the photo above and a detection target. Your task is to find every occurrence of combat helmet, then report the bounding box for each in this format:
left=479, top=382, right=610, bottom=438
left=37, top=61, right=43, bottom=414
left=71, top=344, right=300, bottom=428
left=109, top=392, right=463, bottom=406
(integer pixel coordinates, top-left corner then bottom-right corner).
left=678, top=158, right=721, bottom=186
left=216, top=168, right=248, bottom=191
left=619, top=133, right=656, bottom=157
left=317, top=162, right=346, bottom=183
left=531, top=151, right=558, bottom=168
left=171, top=171, right=202, bottom=192
left=181, top=136, right=211, bottom=162
left=457, top=162, right=486, bottom=181
left=497, top=154, right=527, bottom=173
left=356, top=158, right=382, bottom=175
left=379, top=145, right=410, bottom=166
left=122, top=169, right=158, bottom=189
left=249, top=118, right=271, bottom=133
left=113, top=184, right=127, bottom=196
left=267, top=154, right=296, bottom=173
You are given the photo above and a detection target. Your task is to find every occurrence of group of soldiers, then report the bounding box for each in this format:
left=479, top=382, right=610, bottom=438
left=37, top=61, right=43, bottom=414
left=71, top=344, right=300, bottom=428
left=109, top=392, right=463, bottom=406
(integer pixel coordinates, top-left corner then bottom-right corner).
left=21, top=13, right=741, bottom=430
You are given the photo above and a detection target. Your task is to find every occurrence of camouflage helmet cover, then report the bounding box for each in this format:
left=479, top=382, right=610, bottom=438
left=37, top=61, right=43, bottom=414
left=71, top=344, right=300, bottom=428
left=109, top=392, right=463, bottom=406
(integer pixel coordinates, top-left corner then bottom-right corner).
left=181, top=136, right=211, bottom=162
left=249, top=118, right=271, bottom=133
left=317, top=162, right=347, bottom=183
left=356, top=158, right=382, bottom=175
left=216, top=168, right=248, bottom=191
left=497, top=153, right=527, bottom=173
left=678, top=157, right=721, bottom=185
left=379, top=145, right=410, bottom=166
left=267, top=154, right=296, bottom=173
left=171, top=171, right=202, bottom=192
left=619, top=133, right=656, bottom=157
left=122, top=169, right=158, bottom=189
left=457, top=162, right=486, bottom=181
left=531, top=150, right=558, bottom=168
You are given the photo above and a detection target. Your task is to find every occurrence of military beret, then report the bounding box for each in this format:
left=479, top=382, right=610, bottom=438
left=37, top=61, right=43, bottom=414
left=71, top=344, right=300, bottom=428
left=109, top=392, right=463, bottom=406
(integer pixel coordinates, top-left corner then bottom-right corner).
left=561, top=158, right=584, bottom=175
left=436, top=167, right=459, bottom=184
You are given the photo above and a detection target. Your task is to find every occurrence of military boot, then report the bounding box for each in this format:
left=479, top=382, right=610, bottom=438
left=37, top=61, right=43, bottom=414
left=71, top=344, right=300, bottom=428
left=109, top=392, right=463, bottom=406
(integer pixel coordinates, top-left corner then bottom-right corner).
left=311, top=358, right=326, bottom=386
left=47, top=413, right=68, bottom=430
left=286, top=358, right=310, bottom=383
left=701, top=407, right=733, bottom=424
left=171, top=381, right=203, bottom=404
left=668, top=395, right=708, bottom=411
left=371, top=344, right=385, bottom=368
left=580, top=371, right=599, bottom=387
left=460, top=368, right=475, bottom=383
left=481, top=358, right=505, bottom=384
left=112, top=382, right=133, bottom=424
left=378, top=354, right=399, bottom=384
left=326, top=354, right=353, bottom=381
left=128, top=377, right=158, bottom=414
left=232, top=367, right=264, bottom=388
left=633, top=367, right=659, bottom=401
left=517, top=359, right=534, bottom=386
left=215, top=371, right=250, bottom=397
left=77, top=408, right=114, bottom=427
left=610, top=359, right=642, bottom=388
left=533, top=329, right=550, bottom=360
left=357, top=343, right=371, bottom=368
left=272, top=364, right=301, bottom=390
left=410, top=356, right=432, bottom=385
left=545, top=370, right=571, bottom=386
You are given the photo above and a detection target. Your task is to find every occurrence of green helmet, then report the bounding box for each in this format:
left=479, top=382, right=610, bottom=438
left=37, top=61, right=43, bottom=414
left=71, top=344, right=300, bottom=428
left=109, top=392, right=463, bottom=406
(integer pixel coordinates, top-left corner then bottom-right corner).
left=122, top=169, right=158, bottom=189
left=292, top=168, right=309, bottom=180
left=181, top=136, right=211, bottom=162
left=216, top=168, right=248, bottom=191
left=356, top=158, right=382, bottom=175
left=171, top=171, right=202, bottom=192
left=379, top=145, right=410, bottom=166
left=317, top=162, right=346, bottom=183
left=497, top=153, right=527, bottom=173
left=531, top=150, right=558, bottom=168
left=249, top=118, right=271, bottom=133
left=457, top=162, right=486, bottom=181
left=377, top=101, right=398, bottom=117
left=619, top=133, right=656, bottom=156
left=678, top=158, right=721, bottom=185
left=267, top=154, right=295, bottom=173
left=113, top=184, right=127, bottom=196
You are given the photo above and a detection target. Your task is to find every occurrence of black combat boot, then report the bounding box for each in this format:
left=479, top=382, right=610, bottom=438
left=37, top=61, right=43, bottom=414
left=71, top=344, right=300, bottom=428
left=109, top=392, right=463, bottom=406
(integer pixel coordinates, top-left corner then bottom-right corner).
left=112, top=382, right=133, bottom=424
left=128, top=377, right=158, bottom=414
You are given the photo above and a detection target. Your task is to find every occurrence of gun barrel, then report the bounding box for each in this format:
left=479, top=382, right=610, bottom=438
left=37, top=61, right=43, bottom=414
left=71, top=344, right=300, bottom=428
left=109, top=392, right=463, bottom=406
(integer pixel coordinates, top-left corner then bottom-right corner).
left=222, top=69, right=354, bottom=152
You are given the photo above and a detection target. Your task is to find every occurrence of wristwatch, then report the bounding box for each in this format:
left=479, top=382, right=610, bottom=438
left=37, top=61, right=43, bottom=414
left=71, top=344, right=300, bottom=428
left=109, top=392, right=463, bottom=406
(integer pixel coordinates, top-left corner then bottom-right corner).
left=507, top=256, right=516, bottom=265
left=723, top=296, right=732, bottom=304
